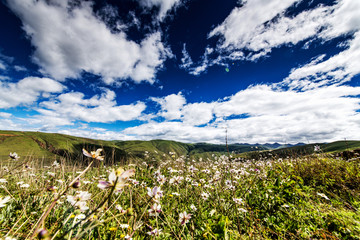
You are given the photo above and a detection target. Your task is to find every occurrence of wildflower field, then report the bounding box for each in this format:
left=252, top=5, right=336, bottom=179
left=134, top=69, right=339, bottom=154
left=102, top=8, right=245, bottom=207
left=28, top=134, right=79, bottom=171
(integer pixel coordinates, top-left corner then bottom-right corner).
left=0, top=149, right=360, bottom=239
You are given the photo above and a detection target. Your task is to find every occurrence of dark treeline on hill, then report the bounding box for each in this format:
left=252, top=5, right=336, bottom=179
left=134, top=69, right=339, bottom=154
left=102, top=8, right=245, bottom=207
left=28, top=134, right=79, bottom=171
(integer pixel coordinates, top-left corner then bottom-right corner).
left=0, top=130, right=360, bottom=164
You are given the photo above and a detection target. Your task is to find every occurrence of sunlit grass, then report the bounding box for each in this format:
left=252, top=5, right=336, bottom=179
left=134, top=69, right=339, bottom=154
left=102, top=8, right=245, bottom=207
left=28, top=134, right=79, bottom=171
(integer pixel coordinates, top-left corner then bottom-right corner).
left=0, top=151, right=359, bottom=239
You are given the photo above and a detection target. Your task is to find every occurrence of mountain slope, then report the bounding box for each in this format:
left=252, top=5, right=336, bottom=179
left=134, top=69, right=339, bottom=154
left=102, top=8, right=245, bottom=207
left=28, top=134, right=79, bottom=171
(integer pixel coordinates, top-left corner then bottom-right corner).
left=1, top=130, right=359, bottom=163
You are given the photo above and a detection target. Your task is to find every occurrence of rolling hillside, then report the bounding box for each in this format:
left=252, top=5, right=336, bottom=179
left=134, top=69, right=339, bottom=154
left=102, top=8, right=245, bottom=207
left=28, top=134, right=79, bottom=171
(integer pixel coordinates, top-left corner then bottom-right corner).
left=241, top=140, right=360, bottom=160
left=0, top=130, right=123, bottom=163
left=1, top=130, right=359, bottom=164
left=0, top=130, right=268, bottom=163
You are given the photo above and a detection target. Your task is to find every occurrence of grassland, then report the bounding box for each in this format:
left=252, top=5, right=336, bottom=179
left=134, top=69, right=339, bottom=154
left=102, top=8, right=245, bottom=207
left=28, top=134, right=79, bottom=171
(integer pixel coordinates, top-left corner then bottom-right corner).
left=0, top=148, right=359, bottom=239
left=0, top=131, right=360, bottom=239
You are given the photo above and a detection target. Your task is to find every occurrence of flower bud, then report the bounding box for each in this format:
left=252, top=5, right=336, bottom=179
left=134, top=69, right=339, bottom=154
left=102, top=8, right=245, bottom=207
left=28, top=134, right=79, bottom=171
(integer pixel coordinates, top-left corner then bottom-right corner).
left=37, top=229, right=50, bottom=239
left=71, top=181, right=81, bottom=188
left=47, top=186, right=57, bottom=192
left=127, top=207, right=134, bottom=216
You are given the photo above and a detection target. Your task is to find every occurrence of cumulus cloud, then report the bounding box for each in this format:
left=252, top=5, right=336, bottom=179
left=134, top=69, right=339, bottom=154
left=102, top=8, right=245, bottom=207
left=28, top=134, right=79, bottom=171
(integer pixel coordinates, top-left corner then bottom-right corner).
left=37, top=89, right=147, bottom=125
left=150, top=92, right=215, bottom=125
left=5, top=81, right=360, bottom=143
left=138, top=0, right=182, bottom=21
left=151, top=92, right=186, bottom=120
left=58, top=127, right=136, bottom=141
left=123, top=121, right=225, bottom=143
left=181, top=102, right=215, bottom=126
left=0, top=77, right=64, bottom=108
left=129, top=84, right=360, bottom=143
left=7, top=0, right=171, bottom=84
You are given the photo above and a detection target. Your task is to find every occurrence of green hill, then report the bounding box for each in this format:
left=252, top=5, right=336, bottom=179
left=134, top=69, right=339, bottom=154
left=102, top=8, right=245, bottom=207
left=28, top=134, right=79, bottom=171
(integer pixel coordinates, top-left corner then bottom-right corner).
left=0, top=130, right=123, bottom=164
left=241, top=140, right=360, bottom=159
left=0, top=130, right=263, bottom=163
left=321, top=140, right=360, bottom=152
left=1, top=130, right=359, bottom=164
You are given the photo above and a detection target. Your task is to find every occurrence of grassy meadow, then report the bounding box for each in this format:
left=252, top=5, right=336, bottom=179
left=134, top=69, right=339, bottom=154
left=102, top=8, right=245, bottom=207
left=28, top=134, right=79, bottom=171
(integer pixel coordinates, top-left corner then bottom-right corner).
left=0, top=145, right=359, bottom=239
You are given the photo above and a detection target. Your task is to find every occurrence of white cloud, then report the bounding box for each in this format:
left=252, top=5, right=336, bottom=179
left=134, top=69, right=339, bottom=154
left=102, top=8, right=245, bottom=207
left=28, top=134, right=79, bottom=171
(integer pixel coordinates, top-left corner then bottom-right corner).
left=320, top=0, right=360, bottom=39
left=14, top=65, right=27, bottom=72
left=123, top=121, right=224, bottom=143
left=209, top=3, right=331, bottom=59
left=128, top=84, right=360, bottom=143
left=131, top=32, right=173, bottom=84
left=7, top=0, right=171, bottom=84
left=242, top=6, right=331, bottom=56
left=189, top=64, right=207, bottom=76
left=138, top=0, right=182, bottom=21
left=0, top=76, right=10, bottom=81
left=181, top=102, right=215, bottom=126
left=5, top=82, right=360, bottom=143
left=0, top=112, right=12, bottom=118
left=25, top=113, right=74, bottom=129
left=209, top=0, right=300, bottom=50
left=188, top=47, right=213, bottom=76
left=37, top=89, right=147, bottom=124
left=205, top=0, right=360, bottom=85
left=0, top=77, right=64, bottom=108
left=180, top=44, right=193, bottom=69
left=285, top=0, right=360, bottom=87
left=0, top=119, right=20, bottom=130
left=0, top=61, right=6, bottom=70
left=205, top=0, right=335, bottom=65
left=3, top=0, right=360, bottom=144
left=58, top=128, right=135, bottom=141
left=151, top=92, right=186, bottom=120
left=215, top=84, right=360, bottom=122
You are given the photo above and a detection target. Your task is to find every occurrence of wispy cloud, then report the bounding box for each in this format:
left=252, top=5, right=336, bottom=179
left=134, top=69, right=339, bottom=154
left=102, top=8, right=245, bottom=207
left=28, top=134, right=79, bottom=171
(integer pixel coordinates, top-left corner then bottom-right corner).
left=0, top=61, right=6, bottom=71
left=200, top=0, right=360, bottom=86
left=7, top=0, right=172, bottom=84
left=14, top=65, right=27, bottom=72
left=0, top=112, right=12, bottom=118
left=209, top=0, right=300, bottom=52
left=284, top=0, right=360, bottom=88
left=138, top=0, right=183, bottom=21
left=180, top=44, right=193, bottom=69
left=188, top=47, right=214, bottom=76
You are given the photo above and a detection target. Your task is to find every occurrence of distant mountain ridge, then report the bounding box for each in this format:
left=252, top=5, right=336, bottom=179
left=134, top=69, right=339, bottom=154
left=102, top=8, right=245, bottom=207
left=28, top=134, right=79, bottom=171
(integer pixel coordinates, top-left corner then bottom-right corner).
left=0, top=130, right=359, bottom=164
left=233, top=142, right=306, bottom=150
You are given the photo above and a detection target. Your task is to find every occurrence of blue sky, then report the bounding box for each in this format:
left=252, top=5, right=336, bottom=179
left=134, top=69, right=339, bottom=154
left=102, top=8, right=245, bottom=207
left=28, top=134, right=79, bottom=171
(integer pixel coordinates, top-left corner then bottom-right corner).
left=0, top=0, right=359, bottom=144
